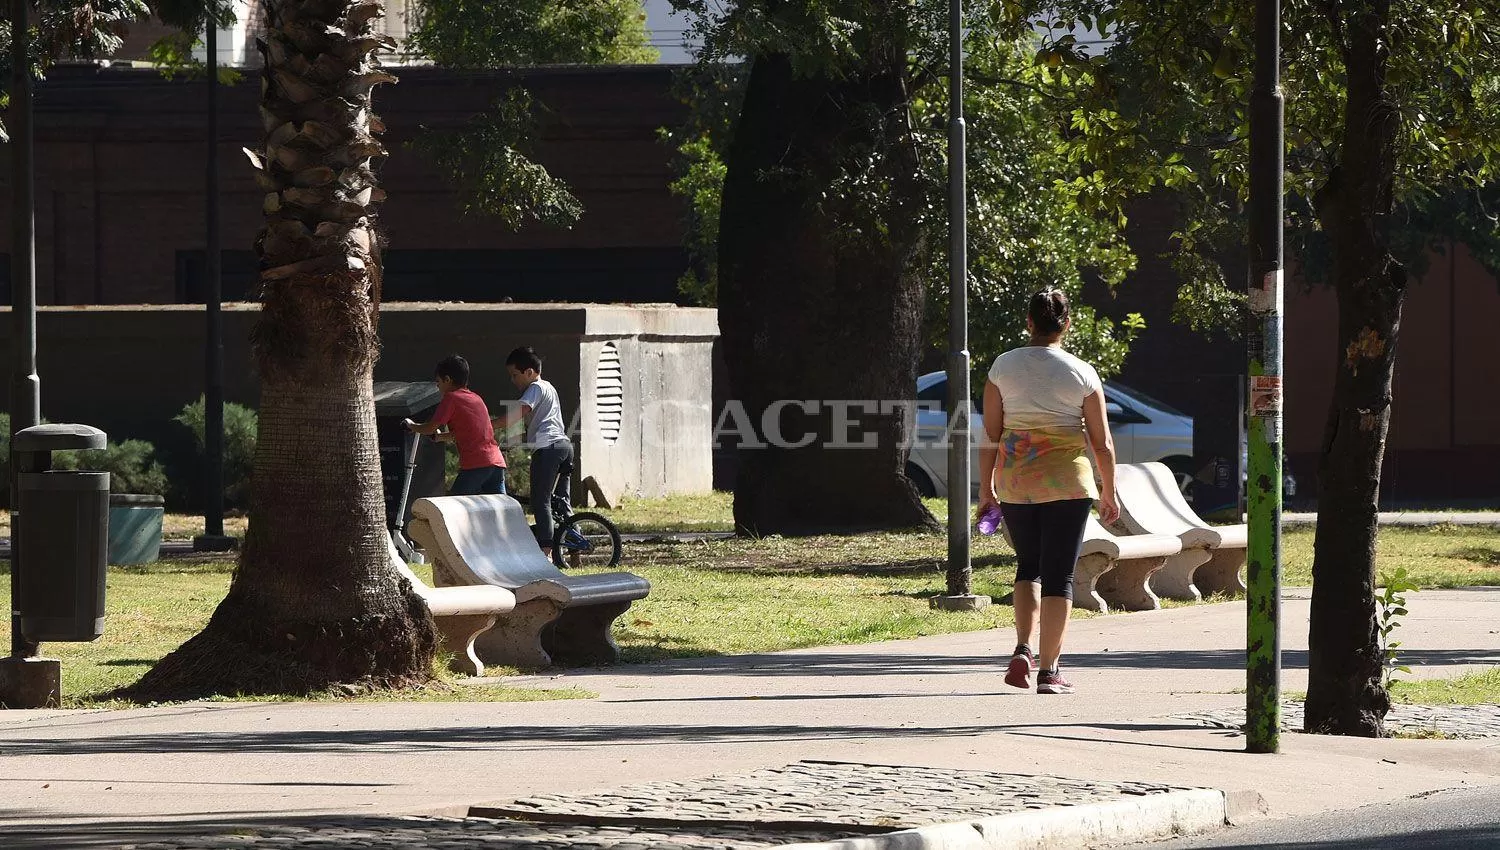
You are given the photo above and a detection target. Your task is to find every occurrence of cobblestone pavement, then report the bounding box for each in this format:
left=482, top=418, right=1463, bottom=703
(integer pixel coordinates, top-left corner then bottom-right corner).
left=482, top=760, right=1191, bottom=828
left=55, top=761, right=1195, bottom=849
left=1173, top=702, right=1500, bottom=738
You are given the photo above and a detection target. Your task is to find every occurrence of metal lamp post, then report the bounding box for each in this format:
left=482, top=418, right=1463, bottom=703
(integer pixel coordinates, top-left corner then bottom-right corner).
left=1245, top=0, right=1285, bottom=754
left=931, top=0, right=988, bottom=612
left=0, top=0, right=54, bottom=709
left=195, top=13, right=235, bottom=553
left=8, top=0, right=41, bottom=657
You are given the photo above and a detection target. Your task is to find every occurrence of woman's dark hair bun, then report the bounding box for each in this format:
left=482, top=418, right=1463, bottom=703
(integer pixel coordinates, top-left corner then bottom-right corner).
left=1028, top=289, right=1070, bottom=336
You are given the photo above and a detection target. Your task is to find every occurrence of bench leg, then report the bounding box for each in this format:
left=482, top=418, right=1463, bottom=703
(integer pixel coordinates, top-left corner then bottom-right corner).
left=544, top=600, right=634, bottom=666
left=432, top=612, right=499, bottom=677
left=474, top=598, right=562, bottom=671
left=1150, top=549, right=1211, bottom=602
left=1095, top=556, right=1165, bottom=612
left=429, top=558, right=467, bottom=589
left=1195, top=547, right=1247, bottom=597
left=1071, top=554, right=1114, bottom=614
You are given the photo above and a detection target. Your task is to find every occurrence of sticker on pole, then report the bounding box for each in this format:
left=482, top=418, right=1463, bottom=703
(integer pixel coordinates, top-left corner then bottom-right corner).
left=1250, top=375, right=1282, bottom=416
left=1249, top=269, right=1283, bottom=316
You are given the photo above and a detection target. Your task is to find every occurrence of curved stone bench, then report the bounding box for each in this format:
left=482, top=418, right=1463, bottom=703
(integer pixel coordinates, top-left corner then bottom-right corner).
left=408, top=494, right=650, bottom=670
left=1077, top=518, right=1182, bottom=613
left=387, top=538, right=515, bottom=677
left=1114, top=462, right=1247, bottom=599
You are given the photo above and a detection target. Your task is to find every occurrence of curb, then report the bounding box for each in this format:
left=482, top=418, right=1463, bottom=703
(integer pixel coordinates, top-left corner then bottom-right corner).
left=773, top=789, right=1245, bottom=850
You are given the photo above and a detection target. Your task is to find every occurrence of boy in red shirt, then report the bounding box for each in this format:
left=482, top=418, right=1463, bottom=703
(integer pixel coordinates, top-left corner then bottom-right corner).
left=407, top=355, right=507, bottom=495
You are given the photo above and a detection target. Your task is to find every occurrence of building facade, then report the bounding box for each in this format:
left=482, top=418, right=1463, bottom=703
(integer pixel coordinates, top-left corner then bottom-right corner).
left=0, top=63, right=691, bottom=307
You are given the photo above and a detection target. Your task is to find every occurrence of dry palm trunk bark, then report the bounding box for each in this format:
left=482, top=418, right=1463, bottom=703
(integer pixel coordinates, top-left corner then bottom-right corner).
left=716, top=49, right=937, bottom=536
left=1305, top=1, right=1402, bottom=737
left=126, top=0, right=434, bottom=700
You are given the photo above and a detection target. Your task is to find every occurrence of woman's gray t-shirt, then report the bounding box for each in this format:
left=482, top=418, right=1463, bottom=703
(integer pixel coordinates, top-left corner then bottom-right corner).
left=520, top=378, right=569, bottom=448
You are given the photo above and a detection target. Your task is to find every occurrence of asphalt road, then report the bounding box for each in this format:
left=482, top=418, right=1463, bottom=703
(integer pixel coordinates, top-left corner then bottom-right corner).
left=1147, top=785, right=1500, bottom=849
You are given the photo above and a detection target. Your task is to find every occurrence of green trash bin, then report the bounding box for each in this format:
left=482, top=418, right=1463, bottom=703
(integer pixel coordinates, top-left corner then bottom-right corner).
left=108, top=494, right=165, bottom=566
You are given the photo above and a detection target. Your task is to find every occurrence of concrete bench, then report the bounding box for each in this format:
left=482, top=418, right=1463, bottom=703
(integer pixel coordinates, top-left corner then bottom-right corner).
left=1114, top=462, right=1248, bottom=599
left=386, top=537, right=515, bottom=677
left=1076, top=518, right=1182, bottom=613
left=408, top=494, right=651, bottom=670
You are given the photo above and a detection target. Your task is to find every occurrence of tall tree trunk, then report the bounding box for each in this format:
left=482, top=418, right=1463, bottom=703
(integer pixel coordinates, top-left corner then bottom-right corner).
left=125, top=0, right=434, bottom=700
left=1305, top=1, right=1402, bottom=736
left=717, top=49, right=937, bottom=537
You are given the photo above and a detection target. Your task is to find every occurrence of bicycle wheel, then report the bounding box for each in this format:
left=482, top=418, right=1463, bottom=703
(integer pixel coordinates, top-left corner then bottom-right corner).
left=552, top=511, right=622, bottom=569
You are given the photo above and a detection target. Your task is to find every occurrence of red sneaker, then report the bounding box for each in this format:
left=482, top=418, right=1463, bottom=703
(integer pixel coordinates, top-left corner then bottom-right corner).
left=1004, top=648, right=1035, bottom=690
left=1037, top=669, right=1074, bottom=694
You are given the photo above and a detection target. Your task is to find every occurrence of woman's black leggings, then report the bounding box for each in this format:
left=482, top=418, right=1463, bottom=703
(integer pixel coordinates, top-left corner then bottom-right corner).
left=1000, top=499, right=1094, bottom=599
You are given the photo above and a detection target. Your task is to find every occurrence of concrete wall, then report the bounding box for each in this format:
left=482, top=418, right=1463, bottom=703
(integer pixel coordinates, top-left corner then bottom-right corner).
left=578, top=335, right=715, bottom=500
left=0, top=303, right=719, bottom=499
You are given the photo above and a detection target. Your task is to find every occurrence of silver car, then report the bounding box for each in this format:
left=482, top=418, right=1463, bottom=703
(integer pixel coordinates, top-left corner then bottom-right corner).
left=905, top=371, right=1196, bottom=498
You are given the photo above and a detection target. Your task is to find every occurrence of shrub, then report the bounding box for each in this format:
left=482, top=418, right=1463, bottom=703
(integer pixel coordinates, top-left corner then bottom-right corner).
left=0, top=413, right=168, bottom=499
left=53, top=440, right=170, bottom=496
left=174, top=396, right=258, bottom=506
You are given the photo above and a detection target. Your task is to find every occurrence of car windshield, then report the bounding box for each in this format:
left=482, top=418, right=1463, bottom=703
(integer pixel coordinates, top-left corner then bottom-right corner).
left=1106, top=382, right=1188, bottom=418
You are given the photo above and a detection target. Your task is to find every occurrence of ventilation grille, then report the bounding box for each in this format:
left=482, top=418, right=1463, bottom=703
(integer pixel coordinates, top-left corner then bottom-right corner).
left=595, top=342, right=623, bottom=444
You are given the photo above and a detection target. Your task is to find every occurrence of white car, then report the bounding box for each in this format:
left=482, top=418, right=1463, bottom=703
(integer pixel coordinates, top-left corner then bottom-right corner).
left=905, top=371, right=1196, bottom=499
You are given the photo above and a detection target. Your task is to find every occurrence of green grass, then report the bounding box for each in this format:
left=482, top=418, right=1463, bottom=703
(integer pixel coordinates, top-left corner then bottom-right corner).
left=1391, top=668, right=1500, bottom=706
left=0, top=557, right=590, bottom=708
left=2, top=529, right=1021, bottom=705
left=595, top=533, right=1022, bottom=661
left=1282, top=524, right=1500, bottom=588
left=596, top=491, right=735, bottom=534
left=4, top=511, right=1495, bottom=708
left=921, top=498, right=1500, bottom=591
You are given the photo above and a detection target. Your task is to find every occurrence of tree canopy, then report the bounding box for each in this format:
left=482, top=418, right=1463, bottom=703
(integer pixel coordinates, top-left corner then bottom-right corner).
left=1029, top=2, right=1500, bottom=303
left=665, top=4, right=1147, bottom=380
left=0, top=0, right=164, bottom=140
left=407, top=0, right=657, bottom=228
left=408, top=0, right=655, bottom=66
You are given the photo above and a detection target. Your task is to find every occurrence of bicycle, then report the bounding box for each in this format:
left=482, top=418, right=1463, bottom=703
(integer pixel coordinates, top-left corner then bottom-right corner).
left=526, top=456, right=623, bottom=570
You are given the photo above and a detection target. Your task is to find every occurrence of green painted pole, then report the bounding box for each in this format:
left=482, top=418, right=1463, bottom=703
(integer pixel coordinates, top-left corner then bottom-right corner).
left=1246, top=0, right=1284, bottom=754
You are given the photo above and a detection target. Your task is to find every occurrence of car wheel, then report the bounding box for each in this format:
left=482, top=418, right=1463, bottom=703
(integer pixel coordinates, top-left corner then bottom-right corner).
left=906, top=463, right=937, bottom=498
left=1162, top=456, right=1196, bottom=497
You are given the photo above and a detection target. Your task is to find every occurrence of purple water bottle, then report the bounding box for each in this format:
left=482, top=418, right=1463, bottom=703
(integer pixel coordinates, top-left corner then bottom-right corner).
left=976, top=503, right=1003, bottom=536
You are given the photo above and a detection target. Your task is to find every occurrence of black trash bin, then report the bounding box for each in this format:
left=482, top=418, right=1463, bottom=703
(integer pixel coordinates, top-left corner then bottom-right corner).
left=13, top=424, right=110, bottom=643
left=373, top=381, right=447, bottom=534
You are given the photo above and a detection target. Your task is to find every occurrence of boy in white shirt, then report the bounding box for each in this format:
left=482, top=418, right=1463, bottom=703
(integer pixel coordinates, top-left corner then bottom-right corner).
left=494, top=346, right=574, bottom=556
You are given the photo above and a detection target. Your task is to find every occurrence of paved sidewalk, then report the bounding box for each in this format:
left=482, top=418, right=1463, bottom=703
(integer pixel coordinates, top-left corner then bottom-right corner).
left=2, top=588, right=1498, bottom=848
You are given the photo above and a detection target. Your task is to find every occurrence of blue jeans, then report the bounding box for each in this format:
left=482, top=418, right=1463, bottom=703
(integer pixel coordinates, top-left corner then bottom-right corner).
left=449, top=466, right=507, bottom=496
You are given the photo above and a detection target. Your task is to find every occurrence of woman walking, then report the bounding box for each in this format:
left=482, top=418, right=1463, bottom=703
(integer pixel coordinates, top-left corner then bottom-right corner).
left=976, top=290, right=1119, bottom=694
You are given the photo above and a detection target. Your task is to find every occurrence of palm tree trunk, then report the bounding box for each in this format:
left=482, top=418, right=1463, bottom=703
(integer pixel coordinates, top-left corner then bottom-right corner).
left=1304, top=1, right=1401, bottom=737
left=125, top=0, right=434, bottom=700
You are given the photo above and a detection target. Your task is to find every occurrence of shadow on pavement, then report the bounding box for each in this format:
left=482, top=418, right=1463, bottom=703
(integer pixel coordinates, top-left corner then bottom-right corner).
left=0, top=721, right=1004, bottom=756
left=0, top=717, right=1240, bottom=758
left=562, top=647, right=1500, bottom=679
left=602, top=691, right=1015, bottom=704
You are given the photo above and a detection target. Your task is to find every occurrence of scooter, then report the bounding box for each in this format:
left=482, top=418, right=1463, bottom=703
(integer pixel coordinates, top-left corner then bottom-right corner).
left=391, top=419, right=424, bottom=563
